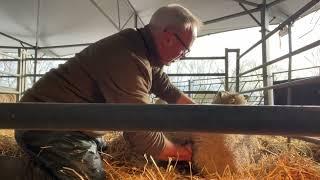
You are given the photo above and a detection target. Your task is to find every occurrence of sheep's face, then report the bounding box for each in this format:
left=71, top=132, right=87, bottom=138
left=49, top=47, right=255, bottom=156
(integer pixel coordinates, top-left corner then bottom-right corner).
left=213, top=92, right=248, bottom=105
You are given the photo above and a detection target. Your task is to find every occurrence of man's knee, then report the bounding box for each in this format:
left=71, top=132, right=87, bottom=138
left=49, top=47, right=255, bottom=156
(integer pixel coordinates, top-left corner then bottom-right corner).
left=14, top=131, right=107, bottom=179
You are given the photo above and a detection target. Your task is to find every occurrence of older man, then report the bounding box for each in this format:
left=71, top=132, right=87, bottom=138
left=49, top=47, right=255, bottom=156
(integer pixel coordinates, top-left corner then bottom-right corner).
left=15, top=4, right=201, bottom=179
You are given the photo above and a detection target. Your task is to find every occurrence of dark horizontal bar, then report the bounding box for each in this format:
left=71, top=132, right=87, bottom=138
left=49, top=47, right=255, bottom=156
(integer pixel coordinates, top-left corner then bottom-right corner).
left=38, top=43, right=92, bottom=49
left=181, top=56, right=225, bottom=60
left=182, top=91, right=219, bottom=94
left=273, top=66, right=320, bottom=75
left=25, top=57, right=224, bottom=61
left=204, top=0, right=283, bottom=25
left=168, top=73, right=225, bottom=76
left=0, top=75, right=19, bottom=78
left=0, top=32, right=34, bottom=47
left=25, top=58, right=69, bottom=61
left=191, top=83, right=223, bottom=86
left=24, top=74, right=43, bottom=77
left=1, top=103, right=320, bottom=136
left=239, top=2, right=261, bottom=26
left=0, top=58, right=19, bottom=61
left=239, top=39, right=320, bottom=76
left=233, top=0, right=259, bottom=7
left=240, top=76, right=320, bottom=93
left=267, top=0, right=287, bottom=7
left=226, top=49, right=240, bottom=53
left=0, top=46, right=33, bottom=49
left=238, top=0, right=319, bottom=59
left=204, top=8, right=260, bottom=25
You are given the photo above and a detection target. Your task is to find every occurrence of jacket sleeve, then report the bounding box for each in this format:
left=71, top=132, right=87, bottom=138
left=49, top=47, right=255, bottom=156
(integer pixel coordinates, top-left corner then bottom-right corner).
left=123, top=131, right=166, bottom=157
left=150, top=67, right=183, bottom=103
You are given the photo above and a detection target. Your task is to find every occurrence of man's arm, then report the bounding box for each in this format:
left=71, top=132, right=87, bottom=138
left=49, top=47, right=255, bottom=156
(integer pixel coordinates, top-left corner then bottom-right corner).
left=148, top=68, right=196, bottom=161
left=156, top=93, right=195, bottom=161
left=156, top=136, right=192, bottom=161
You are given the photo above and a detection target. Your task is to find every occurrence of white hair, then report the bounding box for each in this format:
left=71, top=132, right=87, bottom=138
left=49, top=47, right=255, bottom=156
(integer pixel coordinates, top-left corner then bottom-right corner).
left=149, top=4, right=202, bottom=32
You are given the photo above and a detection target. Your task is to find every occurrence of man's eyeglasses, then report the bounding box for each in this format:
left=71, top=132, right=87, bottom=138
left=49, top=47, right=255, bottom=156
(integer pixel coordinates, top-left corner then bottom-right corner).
left=173, top=33, right=191, bottom=56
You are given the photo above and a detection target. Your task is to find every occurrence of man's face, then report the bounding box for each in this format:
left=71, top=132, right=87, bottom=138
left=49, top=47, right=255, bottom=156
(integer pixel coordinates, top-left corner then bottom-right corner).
left=158, top=27, right=197, bottom=65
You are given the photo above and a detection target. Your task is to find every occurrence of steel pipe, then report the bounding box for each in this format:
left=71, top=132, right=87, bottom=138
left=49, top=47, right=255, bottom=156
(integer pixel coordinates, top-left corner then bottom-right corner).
left=239, top=39, right=320, bottom=77
left=238, top=0, right=320, bottom=59
left=181, top=56, right=225, bottom=60
left=0, top=103, right=319, bottom=136
left=240, top=76, right=320, bottom=93
left=168, top=73, right=225, bottom=77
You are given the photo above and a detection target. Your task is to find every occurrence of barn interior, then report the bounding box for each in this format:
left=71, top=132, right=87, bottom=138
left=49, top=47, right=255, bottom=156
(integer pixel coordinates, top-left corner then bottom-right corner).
left=1, top=0, right=320, bottom=179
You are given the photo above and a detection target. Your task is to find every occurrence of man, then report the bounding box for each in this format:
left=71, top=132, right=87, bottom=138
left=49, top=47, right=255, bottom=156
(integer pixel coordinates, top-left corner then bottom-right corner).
left=15, top=4, right=201, bottom=179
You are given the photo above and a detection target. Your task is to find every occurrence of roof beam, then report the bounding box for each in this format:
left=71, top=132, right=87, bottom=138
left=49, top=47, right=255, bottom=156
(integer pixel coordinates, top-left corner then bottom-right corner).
left=204, top=0, right=286, bottom=25
left=121, top=12, right=135, bottom=30
left=238, top=0, right=320, bottom=60
left=0, top=32, right=34, bottom=47
left=233, top=0, right=259, bottom=7
left=89, top=0, right=120, bottom=31
left=38, top=43, right=92, bottom=49
left=267, top=0, right=287, bottom=7
left=238, top=2, right=261, bottom=26
left=35, top=0, right=40, bottom=47
left=125, top=0, right=145, bottom=26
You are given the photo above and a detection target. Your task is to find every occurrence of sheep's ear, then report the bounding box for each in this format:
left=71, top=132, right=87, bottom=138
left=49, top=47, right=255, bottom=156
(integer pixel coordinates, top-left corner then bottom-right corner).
left=243, top=94, right=249, bottom=100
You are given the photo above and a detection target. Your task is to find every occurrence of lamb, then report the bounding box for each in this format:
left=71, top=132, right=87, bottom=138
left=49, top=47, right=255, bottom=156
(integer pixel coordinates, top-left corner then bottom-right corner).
left=155, top=92, right=260, bottom=174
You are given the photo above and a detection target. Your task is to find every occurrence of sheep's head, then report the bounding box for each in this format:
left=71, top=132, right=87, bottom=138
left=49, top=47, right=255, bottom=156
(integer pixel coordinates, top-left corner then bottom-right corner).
left=212, top=92, right=248, bottom=105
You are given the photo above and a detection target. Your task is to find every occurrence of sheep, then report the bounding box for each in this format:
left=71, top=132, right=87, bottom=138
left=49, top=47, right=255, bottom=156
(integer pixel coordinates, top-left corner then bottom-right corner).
left=156, top=92, right=260, bottom=174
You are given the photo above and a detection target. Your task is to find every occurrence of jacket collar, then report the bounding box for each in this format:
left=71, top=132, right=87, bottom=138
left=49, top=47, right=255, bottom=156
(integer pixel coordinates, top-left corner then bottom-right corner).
left=137, top=25, right=163, bottom=68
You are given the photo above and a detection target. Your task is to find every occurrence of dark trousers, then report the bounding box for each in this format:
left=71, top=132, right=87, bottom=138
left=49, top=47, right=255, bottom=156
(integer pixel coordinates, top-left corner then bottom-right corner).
left=15, top=130, right=107, bottom=180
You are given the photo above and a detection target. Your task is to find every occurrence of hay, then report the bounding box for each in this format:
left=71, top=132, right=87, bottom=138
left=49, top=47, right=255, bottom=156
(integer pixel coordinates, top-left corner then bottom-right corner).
left=0, top=129, right=22, bottom=157
left=101, top=133, right=320, bottom=179
left=1, top=130, right=320, bottom=179
left=100, top=132, right=320, bottom=179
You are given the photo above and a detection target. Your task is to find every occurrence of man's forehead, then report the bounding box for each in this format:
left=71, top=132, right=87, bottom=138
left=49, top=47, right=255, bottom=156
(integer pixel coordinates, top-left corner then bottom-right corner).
left=181, top=27, right=197, bottom=39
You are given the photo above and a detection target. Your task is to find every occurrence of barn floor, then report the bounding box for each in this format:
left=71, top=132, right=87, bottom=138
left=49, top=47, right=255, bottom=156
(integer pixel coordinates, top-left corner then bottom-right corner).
left=1, top=129, right=320, bottom=179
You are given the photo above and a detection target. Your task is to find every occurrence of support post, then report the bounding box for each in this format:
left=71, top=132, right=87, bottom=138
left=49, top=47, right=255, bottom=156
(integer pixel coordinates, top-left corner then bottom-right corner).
left=235, top=49, right=240, bottom=92
left=286, top=22, right=294, bottom=146
left=225, top=48, right=229, bottom=91
left=33, top=47, right=38, bottom=84
left=16, top=48, right=22, bottom=101
left=21, top=50, right=26, bottom=93
left=287, top=23, right=293, bottom=105
left=134, top=13, right=138, bottom=28
left=261, top=0, right=273, bottom=105
left=188, top=80, right=192, bottom=97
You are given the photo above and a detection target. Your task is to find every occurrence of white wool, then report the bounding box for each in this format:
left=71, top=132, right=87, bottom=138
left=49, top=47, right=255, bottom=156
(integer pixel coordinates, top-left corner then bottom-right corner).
left=162, top=92, right=259, bottom=174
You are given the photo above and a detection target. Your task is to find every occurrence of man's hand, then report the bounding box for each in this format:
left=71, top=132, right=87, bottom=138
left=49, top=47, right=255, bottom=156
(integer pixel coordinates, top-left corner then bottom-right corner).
left=176, top=93, right=196, bottom=104
left=156, top=138, right=192, bottom=161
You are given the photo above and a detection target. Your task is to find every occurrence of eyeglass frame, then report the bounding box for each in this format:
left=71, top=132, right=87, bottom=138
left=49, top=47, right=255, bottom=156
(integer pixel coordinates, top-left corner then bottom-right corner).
left=163, top=30, right=191, bottom=57
left=172, top=33, right=191, bottom=56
